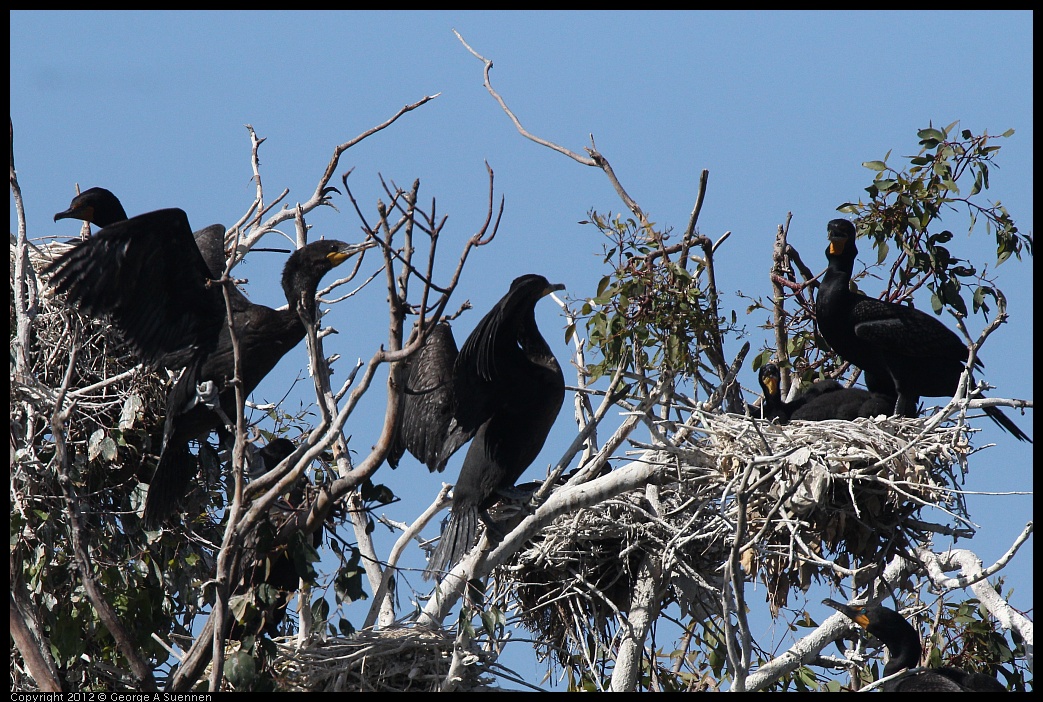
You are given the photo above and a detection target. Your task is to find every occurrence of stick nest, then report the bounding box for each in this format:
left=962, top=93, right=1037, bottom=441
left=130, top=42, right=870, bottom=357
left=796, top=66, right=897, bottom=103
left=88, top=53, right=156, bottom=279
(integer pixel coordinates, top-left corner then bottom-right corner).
left=498, top=406, right=973, bottom=668
left=12, top=241, right=170, bottom=515
left=269, top=628, right=496, bottom=692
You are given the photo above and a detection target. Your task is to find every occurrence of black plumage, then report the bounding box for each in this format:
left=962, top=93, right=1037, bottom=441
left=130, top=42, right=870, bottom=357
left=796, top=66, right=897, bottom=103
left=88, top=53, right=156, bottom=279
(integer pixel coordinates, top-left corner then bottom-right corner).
left=388, top=322, right=470, bottom=474
left=54, top=186, right=230, bottom=280
left=754, top=363, right=835, bottom=422
left=815, top=219, right=1030, bottom=442
left=756, top=363, right=897, bottom=423
left=823, top=598, right=1007, bottom=692
left=45, top=206, right=373, bottom=526
left=789, top=388, right=896, bottom=422
left=390, top=275, right=566, bottom=580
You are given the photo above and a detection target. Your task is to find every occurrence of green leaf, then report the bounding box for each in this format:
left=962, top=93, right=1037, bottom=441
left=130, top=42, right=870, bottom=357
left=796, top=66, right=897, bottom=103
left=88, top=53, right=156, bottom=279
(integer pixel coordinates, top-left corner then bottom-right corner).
left=918, top=127, right=945, bottom=142
left=862, top=160, right=888, bottom=171
left=875, top=239, right=889, bottom=265
left=930, top=291, right=943, bottom=314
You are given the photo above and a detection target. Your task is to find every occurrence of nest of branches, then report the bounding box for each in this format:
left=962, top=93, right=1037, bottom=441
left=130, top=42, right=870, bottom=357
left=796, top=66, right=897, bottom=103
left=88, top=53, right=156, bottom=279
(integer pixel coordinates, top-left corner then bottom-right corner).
left=12, top=241, right=170, bottom=516
left=501, top=406, right=972, bottom=668
left=269, top=628, right=496, bottom=692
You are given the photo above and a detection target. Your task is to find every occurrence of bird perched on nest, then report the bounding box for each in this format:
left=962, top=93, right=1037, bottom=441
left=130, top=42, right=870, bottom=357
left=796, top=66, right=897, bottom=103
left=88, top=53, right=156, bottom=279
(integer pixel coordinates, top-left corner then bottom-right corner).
left=388, top=274, right=566, bottom=580
left=814, top=218, right=1030, bottom=442
left=46, top=206, right=375, bottom=527
left=823, top=598, right=1007, bottom=691
left=755, top=363, right=896, bottom=423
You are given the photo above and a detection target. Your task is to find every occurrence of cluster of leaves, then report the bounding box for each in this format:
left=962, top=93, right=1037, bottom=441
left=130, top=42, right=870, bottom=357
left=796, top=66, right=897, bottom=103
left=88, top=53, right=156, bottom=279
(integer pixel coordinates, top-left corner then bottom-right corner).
left=577, top=211, right=726, bottom=385
left=839, top=121, right=1032, bottom=320
left=931, top=586, right=1030, bottom=692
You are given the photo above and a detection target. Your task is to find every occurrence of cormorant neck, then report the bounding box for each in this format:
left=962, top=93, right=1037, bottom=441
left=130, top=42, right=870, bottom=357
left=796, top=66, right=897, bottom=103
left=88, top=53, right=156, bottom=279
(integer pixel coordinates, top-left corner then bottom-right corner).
left=519, top=308, right=555, bottom=366
left=282, top=270, right=322, bottom=325
left=874, top=613, right=923, bottom=676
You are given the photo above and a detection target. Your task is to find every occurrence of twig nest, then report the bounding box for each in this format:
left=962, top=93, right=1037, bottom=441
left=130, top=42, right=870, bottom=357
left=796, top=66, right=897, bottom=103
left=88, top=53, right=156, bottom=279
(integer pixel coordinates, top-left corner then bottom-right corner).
left=497, top=407, right=973, bottom=667
left=270, top=628, right=496, bottom=692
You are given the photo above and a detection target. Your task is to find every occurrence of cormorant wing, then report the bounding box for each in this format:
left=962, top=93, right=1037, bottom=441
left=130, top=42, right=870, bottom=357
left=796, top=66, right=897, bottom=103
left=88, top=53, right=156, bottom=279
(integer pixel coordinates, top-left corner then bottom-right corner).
left=390, top=322, right=473, bottom=473
left=45, top=208, right=225, bottom=367
left=850, top=298, right=979, bottom=364
left=193, top=223, right=229, bottom=279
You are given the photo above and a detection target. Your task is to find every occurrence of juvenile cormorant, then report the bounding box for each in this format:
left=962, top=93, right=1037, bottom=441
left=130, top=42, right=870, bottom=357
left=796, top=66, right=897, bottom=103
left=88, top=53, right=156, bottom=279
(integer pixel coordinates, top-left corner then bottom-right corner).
left=754, top=363, right=836, bottom=422
left=815, top=219, right=1030, bottom=442
left=389, top=275, right=566, bottom=580
left=823, top=598, right=1007, bottom=691
left=789, top=386, right=896, bottom=422
left=756, top=363, right=897, bottom=423
left=45, top=207, right=374, bottom=526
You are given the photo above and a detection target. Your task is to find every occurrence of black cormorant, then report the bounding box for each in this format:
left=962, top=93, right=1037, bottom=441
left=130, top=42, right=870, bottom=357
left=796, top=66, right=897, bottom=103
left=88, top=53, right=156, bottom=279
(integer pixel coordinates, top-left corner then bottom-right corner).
left=45, top=207, right=374, bottom=526
left=815, top=219, right=1030, bottom=442
left=54, top=186, right=230, bottom=280
left=389, top=274, right=566, bottom=580
left=823, top=598, right=1007, bottom=691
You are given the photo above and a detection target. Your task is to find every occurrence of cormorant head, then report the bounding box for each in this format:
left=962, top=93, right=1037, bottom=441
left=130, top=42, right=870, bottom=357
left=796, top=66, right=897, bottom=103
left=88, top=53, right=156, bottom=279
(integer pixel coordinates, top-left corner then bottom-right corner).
left=822, top=598, right=920, bottom=650
left=826, top=219, right=857, bottom=258
left=281, top=238, right=376, bottom=314
left=54, top=187, right=128, bottom=228
left=758, top=363, right=781, bottom=399
left=508, top=273, right=566, bottom=300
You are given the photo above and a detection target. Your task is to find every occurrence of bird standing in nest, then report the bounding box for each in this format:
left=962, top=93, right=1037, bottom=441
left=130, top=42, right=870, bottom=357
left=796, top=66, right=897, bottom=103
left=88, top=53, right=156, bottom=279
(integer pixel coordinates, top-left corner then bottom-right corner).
left=823, top=598, right=1007, bottom=691
left=389, top=274, right=566, bottom=580
left=814, top=219, right=1030, bottom=442
left=46, top=205, right=374, bottom=526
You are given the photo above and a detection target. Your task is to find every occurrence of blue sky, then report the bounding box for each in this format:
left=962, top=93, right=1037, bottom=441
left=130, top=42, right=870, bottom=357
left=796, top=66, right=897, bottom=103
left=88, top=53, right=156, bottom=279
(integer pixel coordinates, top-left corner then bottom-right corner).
left=11, top=11, right=1032, bottom=689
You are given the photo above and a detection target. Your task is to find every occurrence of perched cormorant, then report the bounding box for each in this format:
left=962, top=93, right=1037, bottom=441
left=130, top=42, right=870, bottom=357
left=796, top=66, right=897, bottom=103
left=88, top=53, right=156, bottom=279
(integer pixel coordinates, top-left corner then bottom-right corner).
left=815, top=219, right=1030, bottom=442
left=823, top=598, right=1007, bottom=692
left=45, top=207, right=374, bottom=526
left=389, top=275, right=566, bottom=580
left=54, top=186, right=230, bottom=280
